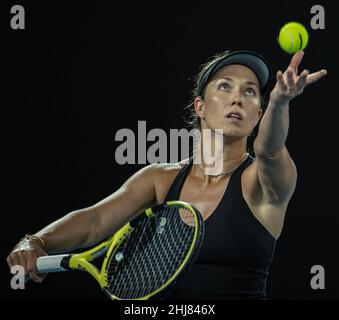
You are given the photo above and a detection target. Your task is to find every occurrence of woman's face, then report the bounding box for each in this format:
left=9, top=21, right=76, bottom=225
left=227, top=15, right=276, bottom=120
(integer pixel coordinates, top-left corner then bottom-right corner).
left=195, top=64, right=263, bottom=138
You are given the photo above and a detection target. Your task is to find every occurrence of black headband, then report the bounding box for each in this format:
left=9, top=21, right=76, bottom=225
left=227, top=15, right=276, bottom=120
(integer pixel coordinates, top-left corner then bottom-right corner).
left=197, top=50, right=272, bottom=96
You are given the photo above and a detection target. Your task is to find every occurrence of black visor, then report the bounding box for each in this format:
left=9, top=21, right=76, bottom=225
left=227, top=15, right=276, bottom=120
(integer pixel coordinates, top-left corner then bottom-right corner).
left=197, top=50, right=272, bottom=96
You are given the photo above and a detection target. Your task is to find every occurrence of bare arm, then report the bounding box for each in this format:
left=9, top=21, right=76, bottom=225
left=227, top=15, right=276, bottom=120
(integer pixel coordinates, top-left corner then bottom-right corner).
left=35, top=164, right=158, bottom=253
left=253, top=100, right=297, bottom=202
left=7, top=163, right=159, bottom=280
left=252, top=51, right=327, bottom=203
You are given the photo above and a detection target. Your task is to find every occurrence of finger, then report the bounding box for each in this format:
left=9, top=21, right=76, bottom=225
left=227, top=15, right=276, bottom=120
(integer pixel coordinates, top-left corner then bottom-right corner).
left=25, top=257, right=40, bottom=283
left=9, top=253, right=21, bottom=271
left=27, top=269, right=42, bottom=283
left=286, top=68, right=295, bottom=89
left=306, top=69, right=327, bottom=86
left=17, top=253, right=27, bottom=275
left=38, top=273, right=47, bottom=282
left=277, top=70, right=287, bottom=90
left=7, top=254, right=14, bottom=269
left=289, top=50, right=304, bottom=74
left=296, top=69, right=309, bottom=91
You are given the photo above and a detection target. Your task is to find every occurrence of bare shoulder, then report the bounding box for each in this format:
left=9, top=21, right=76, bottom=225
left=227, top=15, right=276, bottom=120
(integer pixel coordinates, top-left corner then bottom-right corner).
left=147, top=158, right=189, bottom=204
left=148, top=158, right=188, bottom=174
left=127, top=159, right=188, bottom=190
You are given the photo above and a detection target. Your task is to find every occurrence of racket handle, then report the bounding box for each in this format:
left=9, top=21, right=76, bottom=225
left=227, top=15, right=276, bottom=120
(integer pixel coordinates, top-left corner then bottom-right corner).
left=36, top=254, right=71, bottom=273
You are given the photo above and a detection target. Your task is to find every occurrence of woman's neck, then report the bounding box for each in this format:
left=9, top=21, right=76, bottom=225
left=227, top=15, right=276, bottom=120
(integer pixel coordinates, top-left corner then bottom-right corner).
left=193, top=130, right=248, bottom=176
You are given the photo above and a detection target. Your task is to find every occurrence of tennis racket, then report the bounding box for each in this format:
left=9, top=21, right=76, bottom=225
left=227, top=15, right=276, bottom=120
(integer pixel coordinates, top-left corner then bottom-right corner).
left=36, top=200, right=204, bottom=300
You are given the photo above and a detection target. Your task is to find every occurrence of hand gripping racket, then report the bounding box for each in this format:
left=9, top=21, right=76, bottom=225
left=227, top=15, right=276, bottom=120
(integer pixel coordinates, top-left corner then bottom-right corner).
left=36, top=200, right=204, bottom=300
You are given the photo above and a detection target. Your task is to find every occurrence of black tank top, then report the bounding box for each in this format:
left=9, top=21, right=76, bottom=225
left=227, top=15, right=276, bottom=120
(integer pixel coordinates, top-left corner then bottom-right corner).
left=164, top=156, right=276, bottom=300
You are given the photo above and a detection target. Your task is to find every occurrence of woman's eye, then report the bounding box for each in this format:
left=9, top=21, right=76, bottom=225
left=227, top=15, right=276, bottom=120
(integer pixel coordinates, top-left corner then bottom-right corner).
left=245, top=88, right=256, bottom=96
left=219, top=83, right=230, bottom=91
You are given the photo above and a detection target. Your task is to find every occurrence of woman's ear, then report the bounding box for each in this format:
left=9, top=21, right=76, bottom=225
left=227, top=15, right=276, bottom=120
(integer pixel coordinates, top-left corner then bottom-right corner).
left=255, top=107, right=263, bottom=126
left=194, top=96, right=205, bottom=120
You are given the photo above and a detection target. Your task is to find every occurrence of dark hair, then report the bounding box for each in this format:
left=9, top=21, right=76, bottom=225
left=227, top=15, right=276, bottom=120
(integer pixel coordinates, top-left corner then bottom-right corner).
left=183, top=50, right=272, bottom=131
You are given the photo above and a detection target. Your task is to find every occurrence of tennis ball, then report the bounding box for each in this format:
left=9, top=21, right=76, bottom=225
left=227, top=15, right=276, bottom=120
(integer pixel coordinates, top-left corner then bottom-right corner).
left=278, top=22, right=309, bottom=54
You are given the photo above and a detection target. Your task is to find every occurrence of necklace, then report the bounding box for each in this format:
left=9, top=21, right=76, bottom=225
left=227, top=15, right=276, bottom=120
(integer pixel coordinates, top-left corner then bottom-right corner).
left=197, top=151, right=249, bottom=177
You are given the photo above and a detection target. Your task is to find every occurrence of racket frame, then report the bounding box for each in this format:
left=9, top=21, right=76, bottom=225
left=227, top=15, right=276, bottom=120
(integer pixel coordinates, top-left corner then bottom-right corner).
left=102, top=200, right=203, bottom=300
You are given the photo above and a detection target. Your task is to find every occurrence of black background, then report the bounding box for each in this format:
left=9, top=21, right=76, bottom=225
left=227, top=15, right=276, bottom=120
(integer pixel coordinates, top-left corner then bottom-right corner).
left=2, top=0, right=338, bottom=300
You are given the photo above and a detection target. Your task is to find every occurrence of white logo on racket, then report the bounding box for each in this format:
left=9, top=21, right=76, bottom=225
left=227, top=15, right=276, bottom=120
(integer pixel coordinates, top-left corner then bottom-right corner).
left=156, top=217, right=167, bottom=235
left=115, top=252, right=124, bottom=262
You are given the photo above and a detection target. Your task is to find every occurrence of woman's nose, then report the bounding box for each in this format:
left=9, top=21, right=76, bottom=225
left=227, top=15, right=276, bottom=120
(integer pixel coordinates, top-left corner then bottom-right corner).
left=231, top=90, right=243, bottom=106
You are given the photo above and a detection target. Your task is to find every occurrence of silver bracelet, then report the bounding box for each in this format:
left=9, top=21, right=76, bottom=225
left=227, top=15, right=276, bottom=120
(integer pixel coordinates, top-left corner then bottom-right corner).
left=23, top=234, right=45, bottom=247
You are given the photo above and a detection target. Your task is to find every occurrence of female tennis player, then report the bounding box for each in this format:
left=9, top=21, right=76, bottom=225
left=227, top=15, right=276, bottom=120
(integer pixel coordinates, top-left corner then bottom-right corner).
left=7, top=49, right=326, bottom=299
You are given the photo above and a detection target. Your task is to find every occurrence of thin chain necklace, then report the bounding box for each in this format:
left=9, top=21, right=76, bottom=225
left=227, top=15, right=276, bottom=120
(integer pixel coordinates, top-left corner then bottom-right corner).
left=197, top=151, right=249, bottom=177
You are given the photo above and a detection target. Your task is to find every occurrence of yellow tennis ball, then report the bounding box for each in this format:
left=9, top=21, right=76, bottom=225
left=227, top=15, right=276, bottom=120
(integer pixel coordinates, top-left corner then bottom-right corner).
left=278, top=22, right=309, bottom=54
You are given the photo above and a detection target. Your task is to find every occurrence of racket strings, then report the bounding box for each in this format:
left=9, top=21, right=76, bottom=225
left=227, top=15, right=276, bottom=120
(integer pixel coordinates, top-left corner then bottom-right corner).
left=106, top=206, right=197, bottom=299
left=107, top=219, right=151, bottom=297
left=107, top=216, right=152, bottom=293
left=132, top=207, right=193, bottom=298
left=108, top=213, right=161, bottom=298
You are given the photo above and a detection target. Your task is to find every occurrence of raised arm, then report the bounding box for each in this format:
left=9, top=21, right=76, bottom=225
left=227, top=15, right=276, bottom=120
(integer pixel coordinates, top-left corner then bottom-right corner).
left=253, top=50, right=327, bottom=203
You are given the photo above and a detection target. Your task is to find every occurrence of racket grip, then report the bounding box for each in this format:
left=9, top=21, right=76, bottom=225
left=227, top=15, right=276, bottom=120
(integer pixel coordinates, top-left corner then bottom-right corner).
left=36, top=254, right=71, bottom=273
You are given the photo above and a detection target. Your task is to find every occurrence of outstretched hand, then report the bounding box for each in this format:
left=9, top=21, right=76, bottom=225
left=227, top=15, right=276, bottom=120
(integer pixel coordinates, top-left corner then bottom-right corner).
left=269, top=50, right=327, bottom=106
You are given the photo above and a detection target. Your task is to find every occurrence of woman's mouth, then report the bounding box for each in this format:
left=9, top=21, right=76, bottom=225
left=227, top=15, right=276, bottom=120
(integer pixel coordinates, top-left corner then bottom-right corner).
left=225, top=112, right=243, bottom=121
